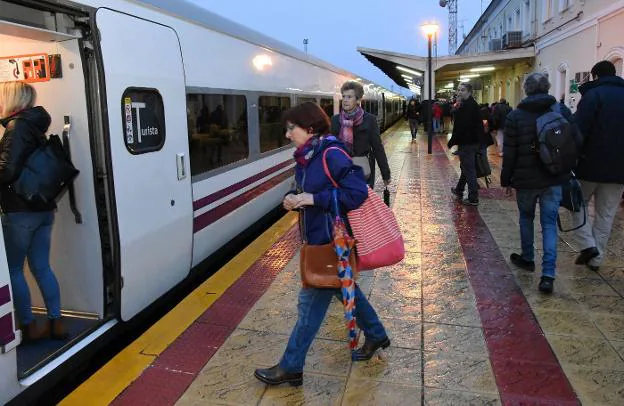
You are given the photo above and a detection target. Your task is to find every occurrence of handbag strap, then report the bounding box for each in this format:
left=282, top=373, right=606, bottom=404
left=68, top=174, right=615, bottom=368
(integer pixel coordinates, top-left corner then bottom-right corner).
left=322, top=146, right=351, bottom=188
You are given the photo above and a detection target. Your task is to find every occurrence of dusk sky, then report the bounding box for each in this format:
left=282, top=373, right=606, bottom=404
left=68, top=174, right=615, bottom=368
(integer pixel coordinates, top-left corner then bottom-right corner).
left=187, top=0, right=489, bottom=95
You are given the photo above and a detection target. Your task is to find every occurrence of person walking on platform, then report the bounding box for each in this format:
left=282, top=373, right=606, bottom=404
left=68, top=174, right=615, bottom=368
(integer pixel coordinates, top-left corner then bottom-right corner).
left=448, top=82, right=486, bottom=206
left=571, top=60, right=624, bottom=271
left=0, top=82, right=68, bottom=341
left=331, top=80, right=391, bottom=189
left=406, top=98, right=420, bottom=140
left=501, top=73, right=579, bottom=293
left=492, top=98, right=512, bottom=157
left=254, top=102, right=389, bottom=387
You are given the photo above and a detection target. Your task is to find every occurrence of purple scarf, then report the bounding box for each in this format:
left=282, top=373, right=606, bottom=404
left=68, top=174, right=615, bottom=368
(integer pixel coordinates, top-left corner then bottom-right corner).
left=293, top=136, right=319, bottom=167
left=339, top=106, right=364, bottom=154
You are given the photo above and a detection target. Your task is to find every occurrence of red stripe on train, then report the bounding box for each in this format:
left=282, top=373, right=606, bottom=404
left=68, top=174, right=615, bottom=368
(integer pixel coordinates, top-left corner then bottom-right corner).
left=0, top=285, right=10, bottom=307
left=193, top=169, right=294, bottom=233
left=192, top=160, right=294, bottom=211
left=0, top=313, right=15, bottom=346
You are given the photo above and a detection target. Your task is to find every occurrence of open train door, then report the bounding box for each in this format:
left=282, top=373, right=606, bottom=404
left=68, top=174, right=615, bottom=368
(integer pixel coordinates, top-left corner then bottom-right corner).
left=96, top=9, right=193, bottom=320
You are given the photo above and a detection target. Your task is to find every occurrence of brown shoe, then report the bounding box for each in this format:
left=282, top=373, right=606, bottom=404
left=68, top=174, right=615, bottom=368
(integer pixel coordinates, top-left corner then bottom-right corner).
left=50, top=318, right=69, bottom=340
left=21, top=320, right=48, bottom=343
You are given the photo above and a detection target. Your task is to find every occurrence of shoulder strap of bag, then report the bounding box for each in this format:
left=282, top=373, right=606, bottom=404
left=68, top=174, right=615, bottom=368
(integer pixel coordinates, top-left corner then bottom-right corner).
left=322, top=146, right=351, bottom=188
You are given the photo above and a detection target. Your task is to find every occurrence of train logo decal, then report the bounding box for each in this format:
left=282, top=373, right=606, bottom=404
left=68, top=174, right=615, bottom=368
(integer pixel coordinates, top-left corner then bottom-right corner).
left=121, top=88, right=166, bottom=154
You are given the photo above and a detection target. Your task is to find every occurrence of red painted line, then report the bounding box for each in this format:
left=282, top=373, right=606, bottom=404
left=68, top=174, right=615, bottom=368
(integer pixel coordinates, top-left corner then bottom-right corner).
left=192, top=160, right=294, bottom=211
left=0, top=285, right=10, bottom=307
left=193, top=168, right=294, bottom=233
left=433, top=138, right=579, bottom=405
left=111, top=226, right=301, bottom=405
left=0, top=313, right=15, bottom=346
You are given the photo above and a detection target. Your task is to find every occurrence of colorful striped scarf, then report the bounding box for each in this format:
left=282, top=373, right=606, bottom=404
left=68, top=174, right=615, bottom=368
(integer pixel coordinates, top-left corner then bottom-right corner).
left=339, top=106, right=364, bottom=154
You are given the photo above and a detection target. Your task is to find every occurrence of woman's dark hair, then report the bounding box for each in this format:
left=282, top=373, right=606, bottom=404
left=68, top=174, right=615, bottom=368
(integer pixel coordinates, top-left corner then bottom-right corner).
left=281, top=102, right=331, bottom=135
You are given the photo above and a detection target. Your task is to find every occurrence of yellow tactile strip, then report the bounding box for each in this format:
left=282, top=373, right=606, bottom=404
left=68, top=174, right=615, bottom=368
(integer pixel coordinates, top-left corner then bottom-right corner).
left=60, top=212, right=298, bottom=406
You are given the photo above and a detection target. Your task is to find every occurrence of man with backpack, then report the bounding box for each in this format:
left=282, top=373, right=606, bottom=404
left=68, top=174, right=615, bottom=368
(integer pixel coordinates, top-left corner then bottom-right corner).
left=571, top=61, right=624, bottom=271
left=501, top=73, right=581, bottom=293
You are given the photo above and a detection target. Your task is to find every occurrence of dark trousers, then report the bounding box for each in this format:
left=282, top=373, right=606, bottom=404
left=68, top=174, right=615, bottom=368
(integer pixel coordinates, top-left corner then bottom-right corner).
left=455, top=144, right=480, bottom=201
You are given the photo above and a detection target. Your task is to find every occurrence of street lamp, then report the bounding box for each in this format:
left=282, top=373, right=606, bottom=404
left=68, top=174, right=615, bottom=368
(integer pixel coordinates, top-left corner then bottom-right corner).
left=421, top=22, right=439, bottom=154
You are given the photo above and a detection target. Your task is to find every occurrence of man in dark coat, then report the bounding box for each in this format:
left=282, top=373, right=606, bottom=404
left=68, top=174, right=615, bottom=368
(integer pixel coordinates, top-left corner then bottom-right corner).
left=406, top=99, right=420, bottom=140
left=492, top=98, right=512, bottom=156
left=331, top=80, right=391, bottom=189
left=501, top=72, right=580, bottom=294
left=448, top=82, right=485, bottom=206
left=572, top=60, right=624, bottom=271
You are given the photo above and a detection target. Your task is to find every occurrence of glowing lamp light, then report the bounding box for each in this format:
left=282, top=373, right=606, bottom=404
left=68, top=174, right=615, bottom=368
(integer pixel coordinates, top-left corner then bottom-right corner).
left=421, top=22, right=439, bottom=38
left=253, top=54, right=272, bottom=71
left=397, top=66, right=423, bottom=76
left=470, top=66, right=496, bottom=72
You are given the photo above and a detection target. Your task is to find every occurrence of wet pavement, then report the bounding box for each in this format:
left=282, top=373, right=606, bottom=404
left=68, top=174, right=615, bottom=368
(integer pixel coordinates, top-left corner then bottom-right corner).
left=111, top=122, right=624, bottom=405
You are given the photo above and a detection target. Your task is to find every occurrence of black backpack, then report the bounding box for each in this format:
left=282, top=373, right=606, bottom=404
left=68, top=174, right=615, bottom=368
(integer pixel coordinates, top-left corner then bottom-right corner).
left=535, top=104, right=578, bottom=175
left=11, top=133, right=79, bottom=204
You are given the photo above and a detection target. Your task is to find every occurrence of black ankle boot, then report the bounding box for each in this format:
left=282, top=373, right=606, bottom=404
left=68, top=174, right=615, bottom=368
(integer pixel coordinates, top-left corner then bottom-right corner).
left=352, top=337, right=390, bottom=361
left=254, top=364, right=303, bottom=386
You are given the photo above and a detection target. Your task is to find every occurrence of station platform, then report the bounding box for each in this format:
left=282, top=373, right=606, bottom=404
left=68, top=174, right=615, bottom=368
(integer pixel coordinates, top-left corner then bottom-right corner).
left=61, top=122, right=624, bottom=406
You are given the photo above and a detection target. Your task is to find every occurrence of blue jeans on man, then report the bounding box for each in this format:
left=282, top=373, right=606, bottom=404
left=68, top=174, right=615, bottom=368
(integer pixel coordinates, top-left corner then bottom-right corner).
left=515, top=186, right=562, bottom=278
left=280, top=284, right=386, bottom=373
left=2, top=211, right=61, bottom=325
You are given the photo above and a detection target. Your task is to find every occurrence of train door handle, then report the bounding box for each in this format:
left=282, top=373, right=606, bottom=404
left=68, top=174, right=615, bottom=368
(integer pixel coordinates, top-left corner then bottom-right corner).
left=176, top=153, right=186, bottom=180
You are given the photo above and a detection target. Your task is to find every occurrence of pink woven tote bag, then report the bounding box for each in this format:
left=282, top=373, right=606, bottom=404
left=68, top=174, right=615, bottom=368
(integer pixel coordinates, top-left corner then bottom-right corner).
left=323, top=147, right=405, bottom=270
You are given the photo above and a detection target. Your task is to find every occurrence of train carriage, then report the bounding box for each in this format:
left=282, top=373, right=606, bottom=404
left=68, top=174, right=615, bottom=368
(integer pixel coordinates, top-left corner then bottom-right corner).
left=0, top=0, right=403, bottom=402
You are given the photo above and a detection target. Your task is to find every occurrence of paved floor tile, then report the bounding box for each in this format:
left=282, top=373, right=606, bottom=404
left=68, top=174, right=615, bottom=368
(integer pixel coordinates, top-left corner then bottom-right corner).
left=423, top=388, right=501, bottom=406
left=423, top=351, right=498, bottom=394
left=258, top=373, right=346, bottom=406
left=343, top=379, right=421, bottom=405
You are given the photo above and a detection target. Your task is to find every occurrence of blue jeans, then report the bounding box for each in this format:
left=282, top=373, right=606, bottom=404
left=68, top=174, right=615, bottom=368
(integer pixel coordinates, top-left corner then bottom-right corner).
left=280, top=284, right=387, bottom=373
left=2, top=211, right=61, bottom=324
left=433, top=118, right=441, bottom=132
left=516, top=186, right=562, bottom=278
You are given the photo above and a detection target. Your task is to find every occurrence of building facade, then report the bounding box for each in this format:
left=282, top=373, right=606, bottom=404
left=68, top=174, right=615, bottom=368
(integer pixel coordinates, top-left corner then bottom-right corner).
left=457, top=0, right=624, bottom=110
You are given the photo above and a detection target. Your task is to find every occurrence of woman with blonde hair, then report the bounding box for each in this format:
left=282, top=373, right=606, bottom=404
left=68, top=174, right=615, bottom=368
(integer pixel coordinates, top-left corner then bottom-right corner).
left=0, top=82, right=67, bottom=342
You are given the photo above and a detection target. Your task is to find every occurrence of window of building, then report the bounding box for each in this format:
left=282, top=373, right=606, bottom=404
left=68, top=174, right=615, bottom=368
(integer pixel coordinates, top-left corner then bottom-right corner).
left=122, top=88, right=166, bottom=154
left=613, top=58, right=623, bottom=77
left=186, top=93, right=249, bottom=175
left=515, top=9, right=521, bottom=30
left=524, top=1, right=531, bottom=33
left=320, top=98, right=334, bottom=117
left=259, top=95, right=291, bottom=153
left=542, top=0, right=553, bottom=22
left=559, top=0, right=573, bottom=13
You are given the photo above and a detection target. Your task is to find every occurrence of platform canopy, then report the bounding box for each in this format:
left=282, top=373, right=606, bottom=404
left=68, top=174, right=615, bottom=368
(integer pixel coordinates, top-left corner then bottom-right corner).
left=358, top=46, right=535, bottom=93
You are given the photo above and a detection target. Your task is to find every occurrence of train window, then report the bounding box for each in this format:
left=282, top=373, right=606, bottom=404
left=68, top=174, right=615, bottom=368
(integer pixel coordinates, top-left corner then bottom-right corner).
left=186, top=93, right=249, bottom=175
left=373, top=101, right=379, bottom=116
left=259, top=95, right=291, bottom=153
left=296, top=97, right=317, bottom=105
left=320, top=98, right=334, bottom=117
left=121, top=88, right=166, bottom=154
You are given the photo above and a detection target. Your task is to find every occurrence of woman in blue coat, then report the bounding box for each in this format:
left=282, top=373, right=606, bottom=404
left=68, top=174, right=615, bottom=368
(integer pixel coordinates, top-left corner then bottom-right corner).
left=254, top=102, right=389, bottom=386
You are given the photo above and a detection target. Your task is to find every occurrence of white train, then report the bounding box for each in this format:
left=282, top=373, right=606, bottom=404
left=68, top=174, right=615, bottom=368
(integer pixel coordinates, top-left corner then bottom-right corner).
left=0, top=0, right=404, bottom=402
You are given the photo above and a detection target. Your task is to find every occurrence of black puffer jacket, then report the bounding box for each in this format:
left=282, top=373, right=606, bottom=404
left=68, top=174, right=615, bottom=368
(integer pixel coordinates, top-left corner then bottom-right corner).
left=501, top=94, right=577, bottom=189
left=0, top=106, right=56, bottom=212
left=448, top=96, right=486, bottom=147
left=331, top=112, right=391, bottom=181
left=574, top=75, right=624, bottom=184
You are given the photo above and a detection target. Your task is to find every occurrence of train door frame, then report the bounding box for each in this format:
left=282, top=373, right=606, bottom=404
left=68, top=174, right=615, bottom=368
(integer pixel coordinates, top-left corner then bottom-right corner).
left=93, top=8, right=193, bottom=321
